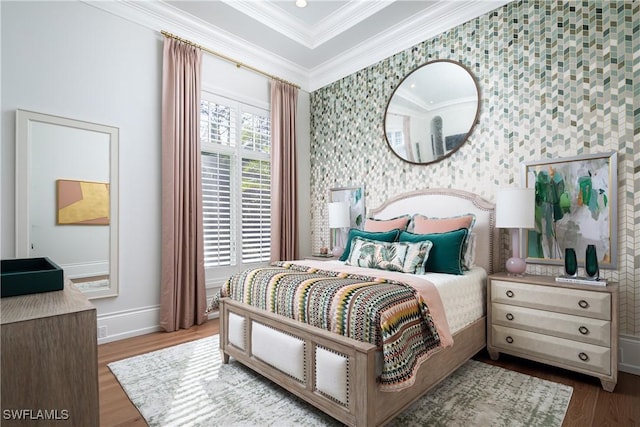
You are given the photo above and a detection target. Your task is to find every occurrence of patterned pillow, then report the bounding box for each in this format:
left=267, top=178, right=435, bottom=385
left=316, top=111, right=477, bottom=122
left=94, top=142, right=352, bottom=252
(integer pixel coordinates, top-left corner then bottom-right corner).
left=463, top=232, right=477, bottom=269
left=345, top=237, right=433, bottom=274
left=403, top=239, right=434, bottom=274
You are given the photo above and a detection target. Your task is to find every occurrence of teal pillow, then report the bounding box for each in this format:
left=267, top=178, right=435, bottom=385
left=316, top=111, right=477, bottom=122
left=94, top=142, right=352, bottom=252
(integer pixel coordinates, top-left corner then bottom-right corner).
left=339, top=229, right=400, bottom=261
left=399, top=228, right=468, bottom=275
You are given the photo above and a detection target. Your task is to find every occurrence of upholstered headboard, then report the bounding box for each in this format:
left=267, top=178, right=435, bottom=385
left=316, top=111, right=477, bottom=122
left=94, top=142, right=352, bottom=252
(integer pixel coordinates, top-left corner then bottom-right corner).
left=368, top=188, right=498, bottom=274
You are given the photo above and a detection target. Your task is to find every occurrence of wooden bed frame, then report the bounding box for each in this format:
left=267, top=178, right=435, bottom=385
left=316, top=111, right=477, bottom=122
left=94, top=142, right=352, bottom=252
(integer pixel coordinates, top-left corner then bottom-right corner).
left=219, top=188, right=499, bottom=426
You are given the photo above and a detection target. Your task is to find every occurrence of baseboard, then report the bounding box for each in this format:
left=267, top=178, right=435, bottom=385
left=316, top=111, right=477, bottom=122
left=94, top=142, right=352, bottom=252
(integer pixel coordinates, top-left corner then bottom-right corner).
left=63, top=260, right=109, bottom=279
left=619, top=334, right=640, bottom=376
left=97, top=288, right=221, bottom=344
left=97, top=305, right=161, bottom=345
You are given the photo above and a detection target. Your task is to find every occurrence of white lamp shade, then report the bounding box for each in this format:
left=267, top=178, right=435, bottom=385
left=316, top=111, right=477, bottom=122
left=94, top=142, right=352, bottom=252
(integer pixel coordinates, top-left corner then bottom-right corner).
left=495, top=188, right=535, bottom=229
left=328, top=201, right=350, bottom=228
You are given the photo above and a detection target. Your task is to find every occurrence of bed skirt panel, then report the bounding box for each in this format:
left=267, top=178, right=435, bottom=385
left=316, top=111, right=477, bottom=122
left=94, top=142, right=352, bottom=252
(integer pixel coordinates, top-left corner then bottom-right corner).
left=228, top=312, right=245, bottom=350
left=315, top=346, right=349, bottom=405
left=252, top=321, right=306, bottom=382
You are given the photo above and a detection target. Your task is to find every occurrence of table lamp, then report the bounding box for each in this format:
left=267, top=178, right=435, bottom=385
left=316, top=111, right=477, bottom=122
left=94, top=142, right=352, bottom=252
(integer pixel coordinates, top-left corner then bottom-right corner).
left=328, top=201, right=350, bottom=257
left=495, top=188, right=535, bottom=275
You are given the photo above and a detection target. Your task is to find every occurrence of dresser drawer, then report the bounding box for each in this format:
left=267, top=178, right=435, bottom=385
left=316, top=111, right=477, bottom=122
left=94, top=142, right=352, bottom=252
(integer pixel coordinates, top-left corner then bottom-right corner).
left=492, top=303, right=611, bottom=347
left=491, top=280, right=610, bottom=320
left=491, top=325, right=611, bottom=375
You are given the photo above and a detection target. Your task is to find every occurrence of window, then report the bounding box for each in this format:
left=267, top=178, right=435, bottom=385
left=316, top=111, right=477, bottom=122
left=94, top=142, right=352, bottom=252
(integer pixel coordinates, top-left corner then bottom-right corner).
left=200, top=93, right=271, bottom=273
left=386, top=130, right=404, bottom=155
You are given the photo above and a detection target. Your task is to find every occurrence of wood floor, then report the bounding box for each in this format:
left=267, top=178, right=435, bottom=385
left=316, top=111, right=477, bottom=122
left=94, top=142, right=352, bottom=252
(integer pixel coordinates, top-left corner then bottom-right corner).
left=98, top=319, right=640, bottom=426
left=98, top=320, right=220, bottom=426
left=474, top=352, right=640, bottom=427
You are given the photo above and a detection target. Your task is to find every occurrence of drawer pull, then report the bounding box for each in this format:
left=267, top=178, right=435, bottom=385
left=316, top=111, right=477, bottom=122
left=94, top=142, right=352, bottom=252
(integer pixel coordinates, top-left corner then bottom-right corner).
left=578, top=352, right=589, bottom=362
left=579, top=326, right=589, bottom=335
left=505, top=336, right=514, bottom=344
left=578, top=299, right=589, bottom=309
left=506, top=290, right=514, bottom=298
left=506, top=313, right=514, bottom=321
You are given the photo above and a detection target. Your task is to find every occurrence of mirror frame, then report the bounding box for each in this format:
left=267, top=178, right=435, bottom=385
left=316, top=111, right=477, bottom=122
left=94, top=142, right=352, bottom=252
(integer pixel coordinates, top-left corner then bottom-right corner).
left=15, top=109, right=119, bottom=299
left=383, top=59, right=481, bottom=165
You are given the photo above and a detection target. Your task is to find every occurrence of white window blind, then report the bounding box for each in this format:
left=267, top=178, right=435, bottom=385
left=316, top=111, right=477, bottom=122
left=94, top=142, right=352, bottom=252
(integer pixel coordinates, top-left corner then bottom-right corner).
left=200, top=93, right=271, bottom=270
left=241, top=158, right=270, bottom=263
left=201, top=152, right=233, bottom=267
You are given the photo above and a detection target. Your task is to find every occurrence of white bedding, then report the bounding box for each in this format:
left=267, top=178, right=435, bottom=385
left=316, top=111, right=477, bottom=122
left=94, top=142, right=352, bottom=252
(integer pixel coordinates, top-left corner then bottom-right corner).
left=319, top=261, right=486, bottom=334
left=421, top=266, right=486, bottom=333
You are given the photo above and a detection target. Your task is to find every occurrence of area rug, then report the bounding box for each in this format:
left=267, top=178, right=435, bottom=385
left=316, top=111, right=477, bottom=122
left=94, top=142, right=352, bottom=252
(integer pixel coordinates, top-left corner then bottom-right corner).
left=108, top=335, right=572, bottom=427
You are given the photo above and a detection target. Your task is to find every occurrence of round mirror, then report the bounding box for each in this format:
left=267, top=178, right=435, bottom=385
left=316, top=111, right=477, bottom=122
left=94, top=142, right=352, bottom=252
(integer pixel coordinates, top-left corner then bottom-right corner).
left=384, top=59, right=480, bottom=165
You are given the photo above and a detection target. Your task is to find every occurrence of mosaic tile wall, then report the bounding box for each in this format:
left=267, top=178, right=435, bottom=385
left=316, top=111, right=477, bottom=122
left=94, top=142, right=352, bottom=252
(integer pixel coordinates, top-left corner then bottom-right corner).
left=310, top=1, right=639, bottom=336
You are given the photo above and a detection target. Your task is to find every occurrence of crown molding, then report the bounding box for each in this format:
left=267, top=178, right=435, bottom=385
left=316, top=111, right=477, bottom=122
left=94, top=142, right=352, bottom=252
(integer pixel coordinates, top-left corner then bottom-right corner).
left=220, top=0, right=391, bottom=49
left=308, top=1, right=509, bottom=91
left=221, top=0, right=313, bottom=48
left=311, top=1, right=392, bottom=48
left=83, top=0, right=509, bottom=93
left=83, top=0, right=311, bottom=90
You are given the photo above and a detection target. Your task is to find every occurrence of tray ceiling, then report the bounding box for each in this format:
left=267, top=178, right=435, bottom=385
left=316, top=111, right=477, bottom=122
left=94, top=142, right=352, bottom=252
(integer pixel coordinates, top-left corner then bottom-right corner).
left=88, top=0, right=511, bottom=91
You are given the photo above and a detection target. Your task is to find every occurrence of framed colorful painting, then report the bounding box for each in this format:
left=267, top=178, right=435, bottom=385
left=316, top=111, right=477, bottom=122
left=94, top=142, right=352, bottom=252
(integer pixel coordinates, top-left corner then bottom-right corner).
left=521, top=151, right=617, bottom=269
left=57, top=179, right=110, bottom=225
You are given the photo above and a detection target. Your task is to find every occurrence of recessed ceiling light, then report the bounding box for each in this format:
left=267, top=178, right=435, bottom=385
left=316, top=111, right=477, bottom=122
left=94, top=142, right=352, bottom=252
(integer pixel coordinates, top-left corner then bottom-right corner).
left=296, top=0, right=308, bottom=8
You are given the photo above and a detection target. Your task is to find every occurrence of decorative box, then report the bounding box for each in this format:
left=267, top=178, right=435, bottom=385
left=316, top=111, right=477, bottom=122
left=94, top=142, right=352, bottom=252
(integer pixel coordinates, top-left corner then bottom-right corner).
left=1, top=257, right=64, bottom=297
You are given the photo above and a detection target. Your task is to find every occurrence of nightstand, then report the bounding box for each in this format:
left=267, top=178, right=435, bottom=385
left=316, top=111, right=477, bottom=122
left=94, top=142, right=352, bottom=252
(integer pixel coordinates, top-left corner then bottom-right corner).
left=304, top=254, right=336, bottom=261
left=487, top=272, right=618, bottom=392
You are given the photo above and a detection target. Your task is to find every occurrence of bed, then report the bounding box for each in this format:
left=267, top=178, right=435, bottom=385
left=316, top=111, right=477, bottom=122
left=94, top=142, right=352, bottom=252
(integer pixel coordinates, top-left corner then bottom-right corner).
left=218, top=188, right=498, bottom=426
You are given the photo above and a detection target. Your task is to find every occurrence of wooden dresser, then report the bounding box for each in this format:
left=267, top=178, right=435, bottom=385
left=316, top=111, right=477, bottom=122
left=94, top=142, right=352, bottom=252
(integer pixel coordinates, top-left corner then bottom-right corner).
left=487, top=272, right=618, bottom=392
left=1, top=281, right=99, bottom=425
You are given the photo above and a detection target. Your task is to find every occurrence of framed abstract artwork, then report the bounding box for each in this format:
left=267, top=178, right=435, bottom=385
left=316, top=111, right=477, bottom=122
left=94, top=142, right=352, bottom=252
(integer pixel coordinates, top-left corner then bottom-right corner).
left=57, top=179, right=110, bottom=225
left=521, top=151, right=617, bottom=269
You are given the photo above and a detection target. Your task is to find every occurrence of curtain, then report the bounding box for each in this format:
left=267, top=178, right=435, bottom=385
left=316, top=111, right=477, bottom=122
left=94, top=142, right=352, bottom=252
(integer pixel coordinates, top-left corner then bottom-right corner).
left=270, top=80, right=299, bottom=262
left=160, top=37, right=206, bottom=332
left=402, top=115, right=414, bottom=162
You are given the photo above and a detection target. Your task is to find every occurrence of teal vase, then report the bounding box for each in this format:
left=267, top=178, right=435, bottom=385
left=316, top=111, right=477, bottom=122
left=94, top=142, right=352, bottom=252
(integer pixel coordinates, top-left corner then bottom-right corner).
left=585, top=245, right=599, bottom=280
left=564, top=248, right=578, bottom=277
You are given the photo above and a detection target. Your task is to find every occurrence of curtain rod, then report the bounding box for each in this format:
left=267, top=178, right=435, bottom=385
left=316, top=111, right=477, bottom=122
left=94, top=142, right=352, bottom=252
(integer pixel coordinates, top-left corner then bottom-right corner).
left=161, top=31, right=301, bottom=90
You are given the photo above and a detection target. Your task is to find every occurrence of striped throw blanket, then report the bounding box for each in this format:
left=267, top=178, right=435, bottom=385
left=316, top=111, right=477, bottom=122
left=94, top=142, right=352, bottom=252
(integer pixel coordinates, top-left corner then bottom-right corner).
left=221, top=261, right=443, bottom=390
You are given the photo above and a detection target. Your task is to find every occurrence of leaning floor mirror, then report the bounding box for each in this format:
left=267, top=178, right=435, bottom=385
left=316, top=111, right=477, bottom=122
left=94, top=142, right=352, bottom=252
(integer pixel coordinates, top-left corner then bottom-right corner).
left=15, top=110, right=119, bottom=299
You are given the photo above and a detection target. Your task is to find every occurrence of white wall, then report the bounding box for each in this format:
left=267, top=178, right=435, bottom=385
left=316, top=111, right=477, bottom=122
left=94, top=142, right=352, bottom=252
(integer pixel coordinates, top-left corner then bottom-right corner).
left=1, top=1, right=311, bottom=343
left=1, top=0, right=163, bottom=341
